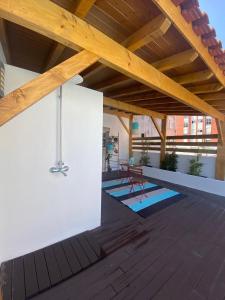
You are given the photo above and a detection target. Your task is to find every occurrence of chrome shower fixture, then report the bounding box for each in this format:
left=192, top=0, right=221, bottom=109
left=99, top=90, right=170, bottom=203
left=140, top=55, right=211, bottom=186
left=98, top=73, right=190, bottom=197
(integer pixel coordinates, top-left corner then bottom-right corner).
left=50, top=161, right=69, bottom=177
left=49, top=74, right=83, bottom=177
left=49, top=85, right=69, bottom=177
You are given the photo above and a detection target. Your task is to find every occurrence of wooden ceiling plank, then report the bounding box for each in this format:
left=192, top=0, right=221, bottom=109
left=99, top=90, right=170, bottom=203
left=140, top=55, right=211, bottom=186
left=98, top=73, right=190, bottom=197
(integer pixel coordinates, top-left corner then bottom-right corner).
left=205, top=100, right=225, bottom=106
left=104, top=97, right=165, bottom=119
left=0, top=50, right=99, bottom=126
left=0, top=18, right=11, bottom=63
left=173, top=70, right=213, bottom=85
left=153, top=0, right=225, bottom=86
left=0, top=0, right=224, bottom=121
left=43, top=0, right=96, bottom=71
left=109, top=85, right=151, bottom=98
left=86, top=14, right=171, bottom=83
left=189, top=83, right=224, bottom=95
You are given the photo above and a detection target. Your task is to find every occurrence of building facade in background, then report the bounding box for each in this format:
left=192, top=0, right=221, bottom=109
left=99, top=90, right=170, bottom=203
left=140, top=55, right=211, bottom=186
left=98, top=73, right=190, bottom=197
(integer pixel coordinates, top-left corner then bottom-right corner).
left=167, top=116, right=218, bottom=139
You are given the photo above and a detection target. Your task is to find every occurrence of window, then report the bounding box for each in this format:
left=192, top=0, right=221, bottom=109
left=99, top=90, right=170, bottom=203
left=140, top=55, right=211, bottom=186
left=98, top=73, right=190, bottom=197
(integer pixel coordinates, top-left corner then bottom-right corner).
left=183, top=127, right=188, bottom=134
left=206, top=117, right=212, bottom=126
left=184, top=117, right=189, bottom=128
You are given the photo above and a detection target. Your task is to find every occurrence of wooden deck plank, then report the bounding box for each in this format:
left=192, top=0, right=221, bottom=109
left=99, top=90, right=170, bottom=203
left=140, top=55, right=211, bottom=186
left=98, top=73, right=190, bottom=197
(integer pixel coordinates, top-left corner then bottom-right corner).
left=1, top=261, right=12, bottom=300
left=84, top=232, right=102, bottom=258
left=24, top=253, right=39, bottom=298
left=61, top=240, right=82, bottom=275
left=70, top=237, right=90, bottom=268
left=11, top=257, right=25, bottom=300
left=44, top=246, right=61, bottom=286
left=77, top=235, right=99, bottom=264
left=52, top=243, right=72, bottom=280
left=34, top=250, right=51, bottom=292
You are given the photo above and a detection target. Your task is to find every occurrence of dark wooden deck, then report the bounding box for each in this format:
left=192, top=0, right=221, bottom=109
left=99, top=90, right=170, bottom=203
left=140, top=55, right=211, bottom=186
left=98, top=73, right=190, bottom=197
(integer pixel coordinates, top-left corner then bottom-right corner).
left=1, top=232, right=104, bottom=300
left=5, top=172, right=225, bottom=300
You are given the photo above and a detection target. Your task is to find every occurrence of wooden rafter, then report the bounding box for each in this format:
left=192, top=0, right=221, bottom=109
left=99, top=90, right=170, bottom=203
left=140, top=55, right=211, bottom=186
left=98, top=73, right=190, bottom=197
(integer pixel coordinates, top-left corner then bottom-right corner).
left=152, top=49, right=198, bottom=72
left=94, top=49, right=198, bottom=91
left=123, top=14, right=171, bottom=52
left=72, top=0, right=96, bottom=18
left=84, top=14, right=171, bottom=81
left=0, top=0, right=224, bottom=120
left=205, top=100, right=225, bottom=106
left=117, top=116, right=130, bottom=135
left=173, top=70, right=213, bottom=85
left=43, top=0, right=96, bottom=71
left=0, top=18, right=11, bottom=63
left=160, top=116, right=167, bottom=163
left=103, top=108, right=131, bottom=118
left=200, top=93, right=225, bottom=101
left=189, top=83, right=223, bottom=95
left=216, top=120, right=225, bottom=146
left=104, top=97, right=165, bottom=119
left=153, top=0, right=225, bottom=87
left=0, top=50, right=99, bottom=126
left=151, top=117, right=164, bottom=140
left=215, top=120, right=225, bottom=180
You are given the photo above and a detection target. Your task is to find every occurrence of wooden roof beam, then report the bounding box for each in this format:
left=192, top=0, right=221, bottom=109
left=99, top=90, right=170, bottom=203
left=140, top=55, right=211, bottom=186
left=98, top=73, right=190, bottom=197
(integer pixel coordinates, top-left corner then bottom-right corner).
left=84, top=14, right=171, bottom=81
left=117, top=116, right=130, bottom=134
left=43, top=0, right=96, bottom=71
left=152, top=49, right=198, bottom=72
left=95, top=49, right=198, bottom=91
left=151, top=117, right=164, bottom=139
left=123, top=14, right=171, bottom=52
left=173, top=70, right=213, bottom=85
left=1, top=0, right=224, bottom=121
left=103, top=108, right=131, bottom=118
left=189, top=83, right=224, bottom=95
left=0, top=50, right=99, bottom=126
left=72, top=0, right=96, bottom=18
left=104, top=97, right=165, bottom=119
left=153, top=0, right=225, bottom=87
left=200, top=93, right=225, bottom=101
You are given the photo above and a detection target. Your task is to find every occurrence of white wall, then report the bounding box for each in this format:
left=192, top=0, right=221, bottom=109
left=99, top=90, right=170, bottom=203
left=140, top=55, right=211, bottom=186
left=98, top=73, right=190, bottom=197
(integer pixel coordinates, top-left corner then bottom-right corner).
left=0, top=65, right=103, bottom=263
left=103, top=113, right=129, bottom=162
left=143, top=166, right=225, bottom=197
left=134, top=151, right=216, bottom=178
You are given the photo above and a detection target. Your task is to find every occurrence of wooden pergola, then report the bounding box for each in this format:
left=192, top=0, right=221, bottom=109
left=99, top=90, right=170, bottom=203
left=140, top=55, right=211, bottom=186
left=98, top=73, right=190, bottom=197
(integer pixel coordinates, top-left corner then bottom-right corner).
left=0, top=0, right=225, bottom=179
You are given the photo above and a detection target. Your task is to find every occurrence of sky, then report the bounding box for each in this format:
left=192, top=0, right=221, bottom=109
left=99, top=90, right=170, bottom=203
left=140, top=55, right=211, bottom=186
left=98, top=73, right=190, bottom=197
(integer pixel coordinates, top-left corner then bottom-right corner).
left=199, top=0, right=225, bottom=48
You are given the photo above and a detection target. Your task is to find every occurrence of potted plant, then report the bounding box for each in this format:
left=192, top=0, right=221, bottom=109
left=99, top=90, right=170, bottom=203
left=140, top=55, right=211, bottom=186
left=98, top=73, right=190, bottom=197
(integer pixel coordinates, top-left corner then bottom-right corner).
left=188, top=154, right=203, bottom=176
left=160, top=151, right=178, bottom=172
left=139, top=137, right=150, bottom=166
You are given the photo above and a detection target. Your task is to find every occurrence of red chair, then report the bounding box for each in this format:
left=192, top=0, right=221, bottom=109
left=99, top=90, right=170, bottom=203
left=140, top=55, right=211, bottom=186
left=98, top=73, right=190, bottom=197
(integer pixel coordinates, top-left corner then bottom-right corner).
left=128, top=166, right=146, bottom=198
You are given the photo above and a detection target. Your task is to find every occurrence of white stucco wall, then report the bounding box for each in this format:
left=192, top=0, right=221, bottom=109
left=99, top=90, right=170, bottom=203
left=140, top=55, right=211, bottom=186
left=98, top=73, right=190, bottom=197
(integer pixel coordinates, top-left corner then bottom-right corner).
left=143, top=166, right=225, bottom=197
left=0, top=65, right=103, bottom=263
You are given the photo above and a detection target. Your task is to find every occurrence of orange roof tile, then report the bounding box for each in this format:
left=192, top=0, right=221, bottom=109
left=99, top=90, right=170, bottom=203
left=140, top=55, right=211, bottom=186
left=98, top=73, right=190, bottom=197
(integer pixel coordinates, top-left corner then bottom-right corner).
left=172, top=0, right=225, bottom=75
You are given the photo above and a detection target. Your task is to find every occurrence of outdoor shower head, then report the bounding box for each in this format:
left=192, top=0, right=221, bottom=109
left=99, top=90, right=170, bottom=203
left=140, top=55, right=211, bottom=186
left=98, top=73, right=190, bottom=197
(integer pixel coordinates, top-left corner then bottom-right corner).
left=70, top=75, right=84, bottom=85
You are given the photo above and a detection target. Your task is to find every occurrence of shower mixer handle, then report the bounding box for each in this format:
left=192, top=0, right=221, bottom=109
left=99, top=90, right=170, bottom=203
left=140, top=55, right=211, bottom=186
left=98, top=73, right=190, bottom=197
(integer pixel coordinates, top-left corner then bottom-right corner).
left=49, top=162, right=69, bottom=176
